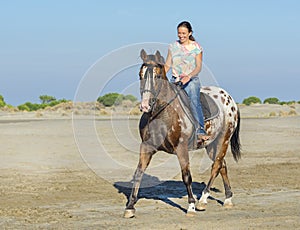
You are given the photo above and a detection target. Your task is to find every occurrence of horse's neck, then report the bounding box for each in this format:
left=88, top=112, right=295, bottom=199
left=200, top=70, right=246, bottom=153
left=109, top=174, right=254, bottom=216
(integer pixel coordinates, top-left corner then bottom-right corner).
left=158, top=81, right=176, bottom=103
left=150, top=81, right=174, bottom=114
left=163, top=82, right=197, bottom=125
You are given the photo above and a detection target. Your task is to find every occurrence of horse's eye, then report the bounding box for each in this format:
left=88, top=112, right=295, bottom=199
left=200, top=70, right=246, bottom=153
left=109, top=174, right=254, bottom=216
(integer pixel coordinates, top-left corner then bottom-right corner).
left=139, top=66, right=147, bottom=79
left=139, top=71, right=143, bottom=78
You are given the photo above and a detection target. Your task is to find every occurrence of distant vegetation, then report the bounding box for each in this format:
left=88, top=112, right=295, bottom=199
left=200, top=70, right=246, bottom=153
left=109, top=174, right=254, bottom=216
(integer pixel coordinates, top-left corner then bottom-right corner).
left=263, top=97, right=280, bottom=104
left=0, top=95, right=5, bottom=107
left=242, top=96, right=262, bottom=106
left=0, top=93, right=138, bottom=112
left=0, top=93, right=299, bottom=112
left=39, top=95, right=56, bottom=104
left=242, top=96, right=299, bottom=106
left=97, top=93, right=137, bottom=107
left=17, top=95, right=70, bottom=111
left=0, top=95, right=14, bottom=109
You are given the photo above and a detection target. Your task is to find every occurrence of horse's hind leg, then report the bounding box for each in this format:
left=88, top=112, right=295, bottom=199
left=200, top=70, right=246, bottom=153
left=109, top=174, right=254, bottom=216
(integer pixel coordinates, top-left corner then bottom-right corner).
left=220, top=160, right=233, bottom=207
left=124, top=144, right=154, bottom=218
left=197, top=134, right=230, bottom=210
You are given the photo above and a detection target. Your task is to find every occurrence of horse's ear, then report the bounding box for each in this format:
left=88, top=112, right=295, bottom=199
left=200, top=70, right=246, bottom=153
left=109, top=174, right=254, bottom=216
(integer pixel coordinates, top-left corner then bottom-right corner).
left=140, top=49, right=148, bottom=62
left=155, top=50, right=165, bottom=64
left=155, top=50, right=161, bottom=60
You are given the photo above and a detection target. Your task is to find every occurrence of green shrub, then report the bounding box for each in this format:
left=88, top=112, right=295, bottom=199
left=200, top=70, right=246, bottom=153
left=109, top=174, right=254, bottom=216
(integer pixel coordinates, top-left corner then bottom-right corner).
left=124, top=94, right=137, bottom=102
left=280, top=100, right=296, bottom=105
left=263, top=97, right=279, bottom=104
left=17, top=104, right=30, bottom=111
left=0, top=100, right=5, bottom=108
left=17, top=97, right=70, bottom=111
left=287, top=101, right=296, bottom=105
left=242, top=96, right=262, bottom=106
left=24, top=102, right=42, bottom=111
left=97, top=93, right=138, bottom=107
left=39, top=95, right=56, bottom=104
left=48, top=100, right=61, bottom=107
left=0, top=95, right=6, bottom=108
left=97, top=93, right=124, bottom=107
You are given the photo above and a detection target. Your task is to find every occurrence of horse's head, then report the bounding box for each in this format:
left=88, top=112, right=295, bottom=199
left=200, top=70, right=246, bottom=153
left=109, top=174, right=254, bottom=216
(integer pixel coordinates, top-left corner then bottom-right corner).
left=139, top=49, right=167, bottom=113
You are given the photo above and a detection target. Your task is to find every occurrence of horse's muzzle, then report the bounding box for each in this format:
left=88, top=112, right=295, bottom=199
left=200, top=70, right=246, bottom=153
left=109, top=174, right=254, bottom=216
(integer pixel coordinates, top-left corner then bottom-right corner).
left=140, top=98, right=156, bottom=113
left=140, top=98, right=153, bottom=112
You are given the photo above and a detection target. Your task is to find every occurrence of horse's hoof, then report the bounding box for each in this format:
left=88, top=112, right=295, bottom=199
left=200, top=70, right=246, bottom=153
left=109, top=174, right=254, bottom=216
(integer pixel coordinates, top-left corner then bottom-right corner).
left=196, top=202, right=207, bottom=211
left=224, top=203, right=233, bottom=208
left=223, top=198, right=234, bottom=208
left=123, top=209, right=136, bottom=218
left=186, top=203, right=196, bottom=217
left=186, top=210, right=196, bottom=217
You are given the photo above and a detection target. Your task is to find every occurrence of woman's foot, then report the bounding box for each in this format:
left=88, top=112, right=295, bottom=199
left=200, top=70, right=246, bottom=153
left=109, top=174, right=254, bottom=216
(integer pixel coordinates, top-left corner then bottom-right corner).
left=197, top=134, right=210, bottom=144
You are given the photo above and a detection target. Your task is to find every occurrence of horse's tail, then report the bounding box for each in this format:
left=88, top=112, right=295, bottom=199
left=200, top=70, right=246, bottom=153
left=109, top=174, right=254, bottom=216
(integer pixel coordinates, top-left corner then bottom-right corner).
left=230, top=109, right=241, bottom=162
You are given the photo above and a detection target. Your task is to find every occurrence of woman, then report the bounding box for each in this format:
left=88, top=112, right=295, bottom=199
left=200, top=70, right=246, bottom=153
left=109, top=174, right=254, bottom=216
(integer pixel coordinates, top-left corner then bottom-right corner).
left=165, top=21, right=209, bottom=142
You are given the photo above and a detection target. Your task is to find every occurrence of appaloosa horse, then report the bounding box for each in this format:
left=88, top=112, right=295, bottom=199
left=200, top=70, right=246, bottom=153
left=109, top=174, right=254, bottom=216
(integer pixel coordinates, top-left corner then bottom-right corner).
left=124, top=49, right=241, bottom=218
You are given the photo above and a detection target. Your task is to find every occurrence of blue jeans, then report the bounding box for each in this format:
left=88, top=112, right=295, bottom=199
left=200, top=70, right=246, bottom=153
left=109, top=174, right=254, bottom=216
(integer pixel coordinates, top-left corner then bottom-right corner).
left=181, top=77, right=206, bottom=135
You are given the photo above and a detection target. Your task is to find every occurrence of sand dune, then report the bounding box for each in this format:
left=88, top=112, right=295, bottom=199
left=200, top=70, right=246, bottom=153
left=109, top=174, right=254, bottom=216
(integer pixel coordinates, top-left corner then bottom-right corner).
left=0, top=104, right=299, bottom=229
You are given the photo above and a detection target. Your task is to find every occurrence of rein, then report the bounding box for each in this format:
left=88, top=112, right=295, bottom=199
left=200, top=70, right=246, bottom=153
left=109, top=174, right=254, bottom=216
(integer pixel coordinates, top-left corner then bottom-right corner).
left=149, top=85, right=180, bottom=121
left=140, top=63, right=183, bottom=123
left=140, top=63, right=163, bottom=100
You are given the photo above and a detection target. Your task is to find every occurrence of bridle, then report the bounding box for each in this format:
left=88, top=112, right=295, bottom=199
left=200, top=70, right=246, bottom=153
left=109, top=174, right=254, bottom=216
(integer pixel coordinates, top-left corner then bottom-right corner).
left=140, top=63, right=164, bottom=111
left=140, top=62, right=180, bottom=119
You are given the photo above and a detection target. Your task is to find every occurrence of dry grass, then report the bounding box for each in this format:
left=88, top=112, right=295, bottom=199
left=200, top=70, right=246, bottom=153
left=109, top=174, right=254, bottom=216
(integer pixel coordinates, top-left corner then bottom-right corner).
left=1, top=102, right=300, bottom=118
left=269, top=111, right=277, bottom=117
left=288, top=109, right=297, bottom=116
left=239, top=103, right=300, bottom=118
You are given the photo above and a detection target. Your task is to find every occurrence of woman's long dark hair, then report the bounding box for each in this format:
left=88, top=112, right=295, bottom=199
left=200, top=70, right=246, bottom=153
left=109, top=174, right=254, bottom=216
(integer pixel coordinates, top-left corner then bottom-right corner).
left=177, top=21, right=195, bottom=41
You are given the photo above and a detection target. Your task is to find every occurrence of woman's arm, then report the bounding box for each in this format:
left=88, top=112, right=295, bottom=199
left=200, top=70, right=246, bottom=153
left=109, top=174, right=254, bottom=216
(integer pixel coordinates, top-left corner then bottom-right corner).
left=180, top=51, right=203, bottom=85
left=187, top=51, right=203, bottom=78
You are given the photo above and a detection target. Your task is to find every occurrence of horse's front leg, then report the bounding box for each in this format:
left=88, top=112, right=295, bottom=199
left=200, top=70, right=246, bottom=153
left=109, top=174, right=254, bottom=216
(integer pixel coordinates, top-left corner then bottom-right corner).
left=124, top=143, right=155, bottom=218
left=176, top=144, right=196, bottom=216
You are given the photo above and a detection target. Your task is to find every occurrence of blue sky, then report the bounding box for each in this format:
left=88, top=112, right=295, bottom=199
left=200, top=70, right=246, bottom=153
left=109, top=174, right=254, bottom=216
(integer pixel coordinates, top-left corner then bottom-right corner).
left=0, top=0, right=299, bottom=105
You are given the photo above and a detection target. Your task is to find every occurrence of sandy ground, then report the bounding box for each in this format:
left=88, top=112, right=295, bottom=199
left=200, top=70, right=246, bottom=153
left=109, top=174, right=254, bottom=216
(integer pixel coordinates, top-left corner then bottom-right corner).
left=0, top=105, right=300, bottom=229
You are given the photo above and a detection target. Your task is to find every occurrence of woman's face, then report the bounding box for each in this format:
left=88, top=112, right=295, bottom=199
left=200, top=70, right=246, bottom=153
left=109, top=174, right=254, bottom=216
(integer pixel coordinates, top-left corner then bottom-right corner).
left=177, top=26, right=191, bottom=44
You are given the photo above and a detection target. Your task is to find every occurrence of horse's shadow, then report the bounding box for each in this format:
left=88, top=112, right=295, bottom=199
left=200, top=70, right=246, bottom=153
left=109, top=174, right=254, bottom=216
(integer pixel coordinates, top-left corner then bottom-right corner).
left=114, top=174, right=223, bottom=213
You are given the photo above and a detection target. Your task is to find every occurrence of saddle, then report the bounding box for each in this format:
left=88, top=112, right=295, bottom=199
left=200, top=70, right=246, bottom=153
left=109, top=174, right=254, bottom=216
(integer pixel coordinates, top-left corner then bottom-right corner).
left=171, top=84, right=219, bottom=150
left=200, top=92, right=219, bottom=121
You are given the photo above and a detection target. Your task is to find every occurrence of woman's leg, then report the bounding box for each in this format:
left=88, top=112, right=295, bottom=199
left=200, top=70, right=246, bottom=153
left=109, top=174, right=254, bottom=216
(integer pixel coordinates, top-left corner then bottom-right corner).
left=183, top=77, right=206, bottom=134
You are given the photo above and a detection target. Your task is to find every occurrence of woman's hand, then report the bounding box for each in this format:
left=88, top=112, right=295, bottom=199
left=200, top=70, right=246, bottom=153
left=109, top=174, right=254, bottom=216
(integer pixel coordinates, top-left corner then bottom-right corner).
left=180, top=74, right=191, bottom=85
